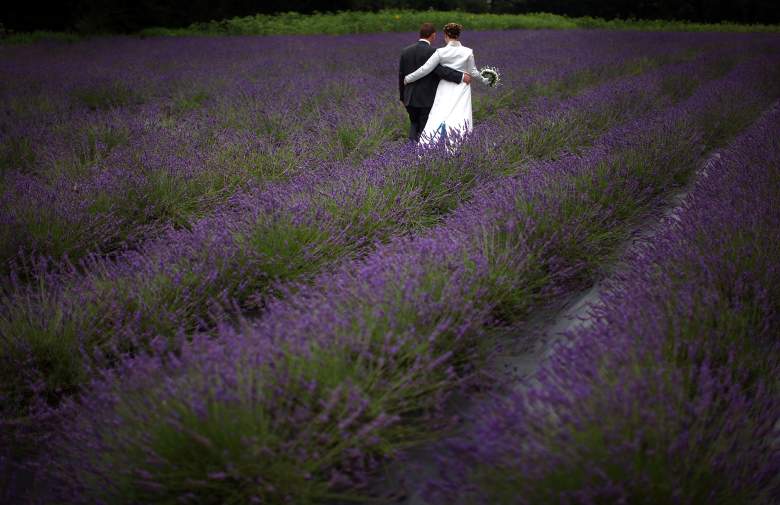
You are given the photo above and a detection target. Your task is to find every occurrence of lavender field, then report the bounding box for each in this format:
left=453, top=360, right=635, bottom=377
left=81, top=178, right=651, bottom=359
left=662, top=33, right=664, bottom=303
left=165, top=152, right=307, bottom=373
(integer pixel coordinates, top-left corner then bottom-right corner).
left=1, top=29, right=779, bottom=504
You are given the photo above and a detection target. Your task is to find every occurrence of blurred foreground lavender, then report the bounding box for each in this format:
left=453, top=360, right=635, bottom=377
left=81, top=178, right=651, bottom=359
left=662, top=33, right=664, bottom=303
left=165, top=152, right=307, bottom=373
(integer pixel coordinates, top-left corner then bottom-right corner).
left=425, top=102, right=780, bottom=505
left=1, top=29, right=779, bottom=504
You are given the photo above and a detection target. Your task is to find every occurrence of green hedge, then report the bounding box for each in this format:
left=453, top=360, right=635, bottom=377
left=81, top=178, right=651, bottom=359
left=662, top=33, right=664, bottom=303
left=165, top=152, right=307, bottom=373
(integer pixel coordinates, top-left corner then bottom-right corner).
left=2, top=9, right=778, bottom=44
left=0, top=29, right=82, bottom=44
left=139, top=9, right=780, bottom=36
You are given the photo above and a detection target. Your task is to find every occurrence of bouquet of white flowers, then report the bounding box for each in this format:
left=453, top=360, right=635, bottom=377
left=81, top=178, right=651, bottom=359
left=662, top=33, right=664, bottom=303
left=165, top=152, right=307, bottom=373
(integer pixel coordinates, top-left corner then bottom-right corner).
left=480, top=66, right=501, bottom=88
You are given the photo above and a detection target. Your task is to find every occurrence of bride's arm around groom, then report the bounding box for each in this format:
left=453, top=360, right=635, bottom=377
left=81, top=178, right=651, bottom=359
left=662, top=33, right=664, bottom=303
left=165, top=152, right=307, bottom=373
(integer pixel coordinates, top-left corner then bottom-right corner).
left=404, top=24, right=490, bottom=87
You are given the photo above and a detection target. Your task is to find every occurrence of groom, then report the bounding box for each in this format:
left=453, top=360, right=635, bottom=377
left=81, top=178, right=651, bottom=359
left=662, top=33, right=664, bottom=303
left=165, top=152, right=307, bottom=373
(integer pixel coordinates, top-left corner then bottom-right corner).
left=399, top=22, right=471, bottom=142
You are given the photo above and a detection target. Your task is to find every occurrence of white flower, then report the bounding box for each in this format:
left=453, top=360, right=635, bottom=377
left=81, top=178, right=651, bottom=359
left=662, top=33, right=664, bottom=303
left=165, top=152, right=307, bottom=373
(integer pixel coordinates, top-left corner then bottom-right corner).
left=480, top=66, right=501, bottom=88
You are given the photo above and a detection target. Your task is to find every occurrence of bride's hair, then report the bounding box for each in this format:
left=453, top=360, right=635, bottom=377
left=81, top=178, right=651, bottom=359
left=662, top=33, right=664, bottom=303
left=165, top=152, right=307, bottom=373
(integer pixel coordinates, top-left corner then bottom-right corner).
left=443, top=23, right=462, bottom=39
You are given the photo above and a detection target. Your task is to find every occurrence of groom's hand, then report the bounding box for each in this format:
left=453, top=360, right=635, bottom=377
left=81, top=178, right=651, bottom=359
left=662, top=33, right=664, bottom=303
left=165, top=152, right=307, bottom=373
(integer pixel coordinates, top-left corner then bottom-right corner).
left=462, top=73, right=472, bottom=85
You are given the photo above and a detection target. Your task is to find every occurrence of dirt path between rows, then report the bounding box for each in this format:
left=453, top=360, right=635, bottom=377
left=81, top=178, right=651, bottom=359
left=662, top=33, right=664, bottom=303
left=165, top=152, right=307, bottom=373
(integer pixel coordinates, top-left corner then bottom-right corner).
left=361, top=147, right=724, bottom=505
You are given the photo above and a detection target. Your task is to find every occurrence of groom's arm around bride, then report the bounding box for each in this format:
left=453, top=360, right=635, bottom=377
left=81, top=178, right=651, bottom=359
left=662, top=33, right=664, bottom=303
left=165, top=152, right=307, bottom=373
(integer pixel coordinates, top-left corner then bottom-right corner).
left=399, top=22, right=471, bottom=142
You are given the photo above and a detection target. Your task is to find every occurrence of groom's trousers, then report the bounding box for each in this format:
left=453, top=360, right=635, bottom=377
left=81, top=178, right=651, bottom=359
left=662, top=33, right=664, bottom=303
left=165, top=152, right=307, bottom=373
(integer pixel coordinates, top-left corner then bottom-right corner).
left=405, top=106, right=431, bottom=142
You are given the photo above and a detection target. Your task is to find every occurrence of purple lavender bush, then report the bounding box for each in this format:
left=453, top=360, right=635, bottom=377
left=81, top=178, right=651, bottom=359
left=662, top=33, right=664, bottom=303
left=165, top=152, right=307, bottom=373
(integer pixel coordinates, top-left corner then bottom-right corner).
left=424, top=103, right=780, bottom=505
left=35, top=42, right=780, bottom=504
left=4, top=31, right=752, bottom=437
left=3, top=30, right=698, bottom=274
left=5, top=30, right=769, bottom=277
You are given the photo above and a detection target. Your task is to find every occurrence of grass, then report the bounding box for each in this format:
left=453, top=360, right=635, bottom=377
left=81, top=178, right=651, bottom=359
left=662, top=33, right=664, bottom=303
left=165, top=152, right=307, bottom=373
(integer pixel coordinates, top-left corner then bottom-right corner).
left=70, top=81, right=145, bottom=110
left=0, top=137, right=36, bottom=176
left=233, top=218, right=354, bottom=289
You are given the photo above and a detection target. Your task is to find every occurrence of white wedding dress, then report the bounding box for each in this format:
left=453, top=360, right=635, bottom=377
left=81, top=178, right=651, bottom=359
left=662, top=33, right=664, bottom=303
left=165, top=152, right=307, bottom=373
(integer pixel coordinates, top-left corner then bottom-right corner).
left=404, top=40, right=489, bottom=145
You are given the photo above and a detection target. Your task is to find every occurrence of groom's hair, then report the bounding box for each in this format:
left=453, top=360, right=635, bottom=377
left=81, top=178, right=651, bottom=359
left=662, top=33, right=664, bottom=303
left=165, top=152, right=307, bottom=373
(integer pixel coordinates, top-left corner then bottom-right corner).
left=419, top=22, right=436, bottom=39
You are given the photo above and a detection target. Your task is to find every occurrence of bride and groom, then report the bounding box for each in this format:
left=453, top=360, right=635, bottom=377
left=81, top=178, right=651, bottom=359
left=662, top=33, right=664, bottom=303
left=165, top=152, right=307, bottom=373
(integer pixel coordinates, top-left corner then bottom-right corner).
left=398, top=22, right=490, bottom=145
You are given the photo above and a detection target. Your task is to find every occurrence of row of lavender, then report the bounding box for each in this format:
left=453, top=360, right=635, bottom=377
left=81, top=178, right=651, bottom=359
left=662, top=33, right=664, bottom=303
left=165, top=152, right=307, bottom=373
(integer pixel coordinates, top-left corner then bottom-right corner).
left=0, top=30, right=699, bottom=273
left=39, top=50, right=780, bottom=503
left=425, top=101, right=780, bottom=505
left=1, top=36, right=738, bottom=432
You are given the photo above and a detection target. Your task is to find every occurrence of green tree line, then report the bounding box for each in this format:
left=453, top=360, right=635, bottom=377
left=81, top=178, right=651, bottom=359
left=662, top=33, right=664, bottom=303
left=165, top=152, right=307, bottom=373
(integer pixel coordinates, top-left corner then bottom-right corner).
left=2, top=1, right=778, bottom=34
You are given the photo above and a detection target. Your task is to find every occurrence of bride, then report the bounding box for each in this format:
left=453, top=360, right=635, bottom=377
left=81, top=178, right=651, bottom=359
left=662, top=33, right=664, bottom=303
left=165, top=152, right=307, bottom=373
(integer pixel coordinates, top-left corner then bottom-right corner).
left=404, top=23, right=490, bottom=145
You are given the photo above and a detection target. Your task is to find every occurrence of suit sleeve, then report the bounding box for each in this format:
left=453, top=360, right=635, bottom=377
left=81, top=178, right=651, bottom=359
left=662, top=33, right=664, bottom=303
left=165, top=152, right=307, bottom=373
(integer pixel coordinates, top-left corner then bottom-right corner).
left=404, top=51, right=441, bottom=84
left=433, top=64, right=463, bottom=84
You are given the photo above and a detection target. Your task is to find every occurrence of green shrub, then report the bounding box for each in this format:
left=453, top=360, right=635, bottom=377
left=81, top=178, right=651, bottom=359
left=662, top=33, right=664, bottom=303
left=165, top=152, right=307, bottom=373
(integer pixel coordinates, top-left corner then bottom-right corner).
left=145, top=10, right=780, bottom=37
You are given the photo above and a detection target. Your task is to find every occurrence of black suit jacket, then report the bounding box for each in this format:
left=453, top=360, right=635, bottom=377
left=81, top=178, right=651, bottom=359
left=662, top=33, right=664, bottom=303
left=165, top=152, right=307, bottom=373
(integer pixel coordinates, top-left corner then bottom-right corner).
left=399, top=41, right=463, bottom=108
